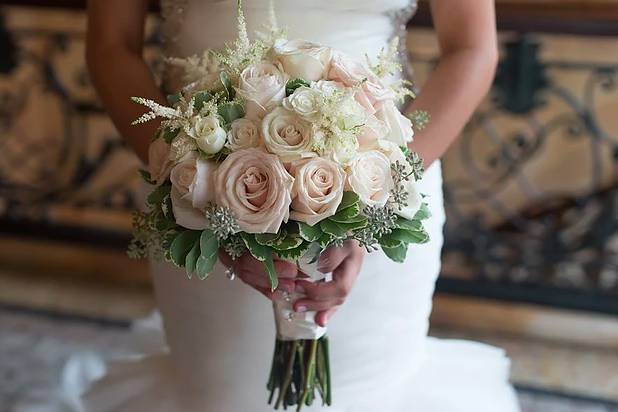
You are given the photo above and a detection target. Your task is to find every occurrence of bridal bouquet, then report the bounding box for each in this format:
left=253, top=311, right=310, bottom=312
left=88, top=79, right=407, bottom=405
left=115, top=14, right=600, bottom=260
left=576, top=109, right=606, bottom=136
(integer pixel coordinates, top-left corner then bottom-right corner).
left=129, top=2, right=430, bottom=410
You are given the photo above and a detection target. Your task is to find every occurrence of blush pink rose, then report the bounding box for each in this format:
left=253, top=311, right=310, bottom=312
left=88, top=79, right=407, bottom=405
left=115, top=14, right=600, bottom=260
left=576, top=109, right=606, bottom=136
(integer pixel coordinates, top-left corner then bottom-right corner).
left=214, top=148, right=294, bottom=233
left=289, top=158, right=346, bottom=226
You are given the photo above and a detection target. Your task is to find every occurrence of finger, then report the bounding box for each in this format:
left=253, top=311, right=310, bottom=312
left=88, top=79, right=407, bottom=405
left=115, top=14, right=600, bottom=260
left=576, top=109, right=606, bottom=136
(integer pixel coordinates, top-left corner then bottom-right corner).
left=316, top=245, right=349, bottom=273
left=316, top=307, right=338, bottom=327
left=293, top=298, right=342, bottom=313
left=239, top=271, right=295, bottom=293
left=295, top=256, right=360, bottom=301
left=274, top=260, right=298, bottom=278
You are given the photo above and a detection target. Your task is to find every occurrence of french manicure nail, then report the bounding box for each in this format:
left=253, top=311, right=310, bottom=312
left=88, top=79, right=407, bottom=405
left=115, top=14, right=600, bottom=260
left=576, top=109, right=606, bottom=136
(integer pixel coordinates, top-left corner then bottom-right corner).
left=296, top=305, right=307, bottom=313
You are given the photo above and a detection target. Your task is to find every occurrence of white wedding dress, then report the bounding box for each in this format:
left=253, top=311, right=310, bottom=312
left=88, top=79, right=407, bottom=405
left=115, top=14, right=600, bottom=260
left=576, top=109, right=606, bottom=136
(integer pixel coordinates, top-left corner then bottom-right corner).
left=47, top=1, right=521, bottom=411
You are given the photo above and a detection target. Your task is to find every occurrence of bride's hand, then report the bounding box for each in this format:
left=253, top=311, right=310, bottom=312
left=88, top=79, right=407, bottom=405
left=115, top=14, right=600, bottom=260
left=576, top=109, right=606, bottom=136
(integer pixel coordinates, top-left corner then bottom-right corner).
left=294, top=240, right=365, bottom=327
left=219, top=250, right=298, bottom=298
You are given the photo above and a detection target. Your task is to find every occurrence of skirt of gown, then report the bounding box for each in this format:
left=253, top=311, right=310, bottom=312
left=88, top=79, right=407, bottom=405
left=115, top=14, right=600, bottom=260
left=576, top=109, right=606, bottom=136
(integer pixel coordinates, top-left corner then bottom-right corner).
left=38, top=162, right=520, bottom=412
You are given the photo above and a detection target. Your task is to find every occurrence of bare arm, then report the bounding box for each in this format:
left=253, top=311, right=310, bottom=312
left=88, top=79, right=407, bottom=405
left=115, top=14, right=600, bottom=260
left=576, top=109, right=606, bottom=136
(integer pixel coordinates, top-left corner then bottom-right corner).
left=86, top=0, right=165, bottom=163
left=407, top=0, right=498, bottom=167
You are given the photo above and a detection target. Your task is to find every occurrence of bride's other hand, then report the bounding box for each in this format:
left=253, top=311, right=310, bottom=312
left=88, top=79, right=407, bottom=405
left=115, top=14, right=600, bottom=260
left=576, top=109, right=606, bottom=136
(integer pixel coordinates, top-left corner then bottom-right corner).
left=219, top=251, right=298, bottom=299
left=293, top=241, right=365, bottom=327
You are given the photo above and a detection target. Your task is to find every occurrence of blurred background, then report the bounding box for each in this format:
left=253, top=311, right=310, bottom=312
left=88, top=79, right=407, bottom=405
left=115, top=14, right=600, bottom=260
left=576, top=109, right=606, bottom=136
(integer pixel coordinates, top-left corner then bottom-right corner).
left=0, top=1, right=617, bottom=411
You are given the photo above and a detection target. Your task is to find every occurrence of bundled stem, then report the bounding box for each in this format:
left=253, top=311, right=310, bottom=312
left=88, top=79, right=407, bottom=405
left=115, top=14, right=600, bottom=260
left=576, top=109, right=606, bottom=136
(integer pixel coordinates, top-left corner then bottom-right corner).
left=267, top=337, right=332, bottom=410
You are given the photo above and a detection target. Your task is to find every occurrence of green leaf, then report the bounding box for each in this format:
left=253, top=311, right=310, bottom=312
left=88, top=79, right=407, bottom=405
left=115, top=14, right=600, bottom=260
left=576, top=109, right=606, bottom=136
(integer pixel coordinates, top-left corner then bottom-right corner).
left=163, top=127, right=180, bottom=144
left=147, top=184, right=171, bottom=206
left=193, top=91, right=213, bottom=111
left=298, top=222, right=323, bottom=242
left=271, top=233, right=304, bottom=251
left=382, top=244, right=408, bottom=263
left=170, top=230, right=201, bottom=267
left=318, top=233, right=336, bottom=249
left=394, top=217, right=423, bottom=232
left=196, top=253, right=217, bottom=280
left=196, top=229, right=219, bottom=279
left=337, top=191, right=359, bottom=212
left=390, top=228, right=429, bottom=244
left=255, top=232, right=281, bottom=246
left=378, top=234, right=403, bottom=249
left=329, top=203, right=360, bottom=223
left=218, top=102, right=245, bottom=126
left=138, top=169, right=154, bottom=185
left=285, top=78, right=310, bottom=96
left=185, top=240, right=200, bottom=278
left=219, top=71, right=234, bottom=99
left=275, top=241, right=311, bottom=261
left=320, top=217, right=367, bottom=236
left=262, top=253, right=278, bottom=291
left=413, top=202, right=431, bottom=221
left=241, top=233, right=273, bottom=262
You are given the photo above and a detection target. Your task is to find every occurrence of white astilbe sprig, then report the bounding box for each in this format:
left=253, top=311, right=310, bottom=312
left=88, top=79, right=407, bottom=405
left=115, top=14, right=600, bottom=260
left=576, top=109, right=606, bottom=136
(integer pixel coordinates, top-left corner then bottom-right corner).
left=131, top=97, right=181, bottom=125
left=367, top=37, right=402, bottom=79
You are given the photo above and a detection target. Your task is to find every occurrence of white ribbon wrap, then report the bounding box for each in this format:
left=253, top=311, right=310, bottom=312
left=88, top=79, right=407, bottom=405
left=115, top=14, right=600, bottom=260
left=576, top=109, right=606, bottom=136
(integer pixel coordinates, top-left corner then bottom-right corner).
left=273, top=244, right=329, bottom=341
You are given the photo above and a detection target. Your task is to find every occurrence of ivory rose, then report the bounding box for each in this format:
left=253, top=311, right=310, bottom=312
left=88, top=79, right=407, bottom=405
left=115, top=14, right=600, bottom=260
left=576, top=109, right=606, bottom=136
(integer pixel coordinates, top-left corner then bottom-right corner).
left=378, top=141, right=422, bottom=220
left=283, top=86, right=323, bottom=121
left=289, top=158, right=346, bottom=226
left=273, top=39, right=332, bottom=82
left=148, top=138, right=174, bottom=185
left=237, top=62, right=288, bottom=120
left=185, top=115, right=227, bottom=154
left=328, top=52, right=395, bottom=106
left=214, top=148, right=294, bottom=233
left=357, top=114, right=389, bottom=150
left=347, top=150, right=394, bottom=207
left=227, top=118, right=261, bottom=150
left=375, top=100, right=414, bottom=146
left=170, top=153, right=217, bottom=230
left=261, top=107, right=315, bottom=162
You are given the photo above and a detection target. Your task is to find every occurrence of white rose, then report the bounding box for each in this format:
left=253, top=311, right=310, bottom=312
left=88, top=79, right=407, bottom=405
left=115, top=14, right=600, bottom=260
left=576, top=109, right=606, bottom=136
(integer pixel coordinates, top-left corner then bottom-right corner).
left=377, top=141, right=422, bottom=220
left=347, top=150, right=394, bottom=207
left=148, top=138, right=173, bottom=185
left=261, top=107, right=315, bottom=162
left=170, top=153, right=217, bottom=229
left=283, top=86, right=323, bottom=121
left=237, top=61, right=288, bottom=120
left=185, top=115, right=227, bottom=154
left=273, top=39, right=332, bottom=82
left=214, top=148, right=294, bottom=233
left=289, top=158, right=346, bottom=226
left=357, top=114, right=389, bottom=150
left=375, top=100, right=414, bottom=146
left=227, top=118, right=261, bottom=151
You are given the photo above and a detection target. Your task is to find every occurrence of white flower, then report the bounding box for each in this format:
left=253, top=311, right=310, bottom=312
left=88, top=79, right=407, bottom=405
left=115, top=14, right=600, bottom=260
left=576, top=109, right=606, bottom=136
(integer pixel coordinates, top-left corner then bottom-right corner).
left=185, top=115, right=227, bottom=154
left=283, top=86, right=323, bottom=121
left=375, top=100, right=414, bottom=146
left=227, top=118, right=261, bottom=151
left=214, top=148, right=294, bottom=233
left=148, top=138, right=173, bottom=185
left=237, top=61, right=288, bottom=120
left=289, top=157, right=346, bottom=226
left=378, top=140, right=422, bottom=220
left=170, top=153, right=217, bottom=229
left=357, top=114, right=389, bottom=150
left=273, top=39, right=332, bottom=81
left=261, top=107, right=315, bottom=162
left=347, top=150, right=394, bottom=207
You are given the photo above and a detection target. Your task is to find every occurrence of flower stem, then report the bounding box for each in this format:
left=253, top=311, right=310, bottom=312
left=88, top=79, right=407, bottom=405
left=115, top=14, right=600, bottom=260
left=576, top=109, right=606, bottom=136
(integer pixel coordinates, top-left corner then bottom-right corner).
left=275, top=341, right=297, bottom=409
left=297, top=339, right=318, bottom=411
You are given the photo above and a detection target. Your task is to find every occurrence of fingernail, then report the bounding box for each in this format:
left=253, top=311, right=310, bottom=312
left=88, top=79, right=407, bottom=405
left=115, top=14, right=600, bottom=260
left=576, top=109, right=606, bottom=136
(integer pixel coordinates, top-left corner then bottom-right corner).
left=296, top=305, right=307, bottom=313
left=317, top=258, right=330, bottom=273
left=295, top=284, right=305, bottom=294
